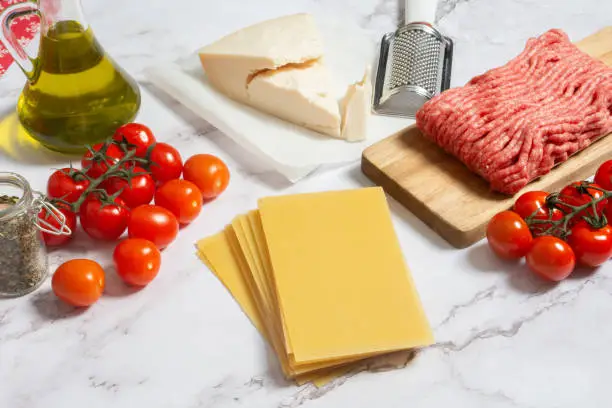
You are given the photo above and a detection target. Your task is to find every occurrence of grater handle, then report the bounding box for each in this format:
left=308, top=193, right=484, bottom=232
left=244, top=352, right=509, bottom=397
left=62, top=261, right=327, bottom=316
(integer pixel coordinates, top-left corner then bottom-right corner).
left=404, top=0, right=437, bottom=25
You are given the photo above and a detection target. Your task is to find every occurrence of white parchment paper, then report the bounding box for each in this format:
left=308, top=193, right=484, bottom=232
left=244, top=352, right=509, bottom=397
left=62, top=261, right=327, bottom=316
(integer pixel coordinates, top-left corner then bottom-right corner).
left=144, top=17, right=412, bottom=182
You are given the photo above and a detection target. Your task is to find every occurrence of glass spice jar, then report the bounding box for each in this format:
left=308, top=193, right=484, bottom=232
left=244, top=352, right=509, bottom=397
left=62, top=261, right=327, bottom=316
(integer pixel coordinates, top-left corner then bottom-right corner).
left=0, top=172, right=71, bottom=297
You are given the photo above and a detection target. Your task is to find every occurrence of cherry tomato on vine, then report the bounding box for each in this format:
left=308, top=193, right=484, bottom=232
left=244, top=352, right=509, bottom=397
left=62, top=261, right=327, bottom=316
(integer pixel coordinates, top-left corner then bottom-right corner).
left=513, top=191, right=563, bottom=233
left=149, top=142, right=183, bottom=182
left=558, top=182, right=607, bottom=223
left=526, top=236, right=575, bottom=281
left=128, top=205, right=179, bottom=249
left=79, top=194, right=130, bottom=241
left=112, top=123, right=157, bottom=158
left=486, top=211, right=533, bottom=259
left=183, top=154, right=230, bottom=199
left=38, top=204, right=76, bottom=247
left=104, top=166, right=155, bottom=208
left=81, top=143, right=125, bottom=178
left=113, top=238, right=161, bottom=286
left=594, top=160, right=612, bottom=191
left=154, top=179, right=202, bottom=224
left=52, top=259, right=105, bottom=307
left=47, top=168, right=89, bottom=203
left=567, top=221, right=612, bottom=267
left=606, top=201, right=612, bottom=225
left=513, top=191, right=549, bottom=219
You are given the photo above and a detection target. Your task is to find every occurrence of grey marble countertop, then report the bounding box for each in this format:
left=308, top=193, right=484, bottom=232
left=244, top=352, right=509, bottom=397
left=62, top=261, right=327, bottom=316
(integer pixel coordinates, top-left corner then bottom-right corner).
left=1, top=1, right=612, bottom=407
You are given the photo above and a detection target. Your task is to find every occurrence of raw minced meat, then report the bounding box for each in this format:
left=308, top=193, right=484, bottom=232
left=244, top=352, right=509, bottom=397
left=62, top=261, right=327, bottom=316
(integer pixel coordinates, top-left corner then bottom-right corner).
left=416, top=29, right=612, bottom=195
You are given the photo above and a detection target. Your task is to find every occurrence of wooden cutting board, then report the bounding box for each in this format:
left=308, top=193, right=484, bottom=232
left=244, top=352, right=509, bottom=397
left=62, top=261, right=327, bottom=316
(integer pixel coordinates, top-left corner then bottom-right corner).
left=362, top=27, right=612, bottom=249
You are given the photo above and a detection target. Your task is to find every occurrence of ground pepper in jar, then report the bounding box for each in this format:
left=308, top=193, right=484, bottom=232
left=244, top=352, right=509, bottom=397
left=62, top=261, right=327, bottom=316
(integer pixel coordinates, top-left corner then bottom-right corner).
left=0, top=173, right=70, bottom=297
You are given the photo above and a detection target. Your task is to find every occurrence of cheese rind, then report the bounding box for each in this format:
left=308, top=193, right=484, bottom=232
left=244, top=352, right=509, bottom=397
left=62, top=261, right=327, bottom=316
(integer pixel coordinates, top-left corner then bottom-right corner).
left=340, top=68, right=372, bottom=142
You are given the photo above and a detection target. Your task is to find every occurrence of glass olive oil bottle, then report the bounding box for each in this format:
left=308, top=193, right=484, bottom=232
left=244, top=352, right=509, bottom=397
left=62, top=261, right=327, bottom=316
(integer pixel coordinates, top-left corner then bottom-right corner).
left=0, top=1, right=141, bottom=154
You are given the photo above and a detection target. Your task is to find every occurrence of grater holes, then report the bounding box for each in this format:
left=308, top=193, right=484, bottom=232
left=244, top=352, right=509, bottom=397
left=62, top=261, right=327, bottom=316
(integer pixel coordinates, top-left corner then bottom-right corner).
left=388, top=29, right=444, bottom=95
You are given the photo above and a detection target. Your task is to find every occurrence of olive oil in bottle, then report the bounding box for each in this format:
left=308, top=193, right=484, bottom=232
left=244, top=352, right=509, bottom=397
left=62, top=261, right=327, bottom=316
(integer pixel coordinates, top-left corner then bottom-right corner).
left=16, top=20, right=141, bottom=154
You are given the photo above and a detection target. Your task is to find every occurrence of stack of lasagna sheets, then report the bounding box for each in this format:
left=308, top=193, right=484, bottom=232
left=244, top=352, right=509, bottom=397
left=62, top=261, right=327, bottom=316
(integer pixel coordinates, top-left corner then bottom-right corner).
left=196, top=187, right=434, bottom=386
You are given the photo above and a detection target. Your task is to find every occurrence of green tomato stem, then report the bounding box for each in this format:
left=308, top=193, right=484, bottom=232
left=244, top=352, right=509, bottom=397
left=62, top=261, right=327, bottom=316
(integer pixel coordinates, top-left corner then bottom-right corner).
left=525, top=181, right=612, bottom=238
left=48, top=140, right=158, bottom=214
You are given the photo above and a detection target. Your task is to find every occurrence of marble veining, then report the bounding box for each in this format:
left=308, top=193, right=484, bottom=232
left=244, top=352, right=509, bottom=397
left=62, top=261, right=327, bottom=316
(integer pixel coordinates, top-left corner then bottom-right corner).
left=2, top=0, right=612, bottom=407
left=436, top=0, right=471, bottom=21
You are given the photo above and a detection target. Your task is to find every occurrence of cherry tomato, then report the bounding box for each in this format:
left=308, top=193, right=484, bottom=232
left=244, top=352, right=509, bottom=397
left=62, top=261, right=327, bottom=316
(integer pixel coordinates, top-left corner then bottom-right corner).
left=606, top=201, right=612, bottom=224
left=112, top=123, right=157, bottom=158
left=154, top=179, right=203, bottom=224
left=183, top=154, right=230, bottom=199
left=47, top=168, right=89, bottom=203
left=79, top=194, right=130, bottom=241
left=128, top=205, right=179, bottom=249
left=567, top=221, right=612, bottom=267
left=594, top=160, right=612, bottom=191
left=38, top=203, right=76, bottom=246
left=526, top=236, right=575, bottom=281
left=149, top=142, right=183, bottom=182
left=81, top=143, right=125, bottom=178
left=486, top=211, right=533, bottom=259
left=103, top=166, right=155, bottom=208
left=513, top=191, right=550, bottom=219
left=558, top=182, right=607, bottom=223
left=113, top=238, right=161, bottom=286
left=513, top=190, right=563, bottom=233
left=52, top=259, right=105, bottom=307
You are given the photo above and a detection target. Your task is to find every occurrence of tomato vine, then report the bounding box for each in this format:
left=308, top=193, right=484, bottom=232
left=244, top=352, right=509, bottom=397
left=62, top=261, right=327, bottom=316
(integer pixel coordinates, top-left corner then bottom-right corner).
left=525, top=181, right=611, bottom=239
left=49, top=140, right=156, bottom=213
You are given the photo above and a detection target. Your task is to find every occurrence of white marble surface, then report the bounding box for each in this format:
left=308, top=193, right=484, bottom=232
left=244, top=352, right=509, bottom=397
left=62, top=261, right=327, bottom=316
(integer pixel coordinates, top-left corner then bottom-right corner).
left=2, top=0, right=612, bottom=407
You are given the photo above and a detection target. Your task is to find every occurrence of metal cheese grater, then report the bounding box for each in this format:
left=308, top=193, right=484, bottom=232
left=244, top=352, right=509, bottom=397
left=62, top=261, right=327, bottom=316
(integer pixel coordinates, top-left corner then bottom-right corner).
left=373, top=0, right=453, bottom=118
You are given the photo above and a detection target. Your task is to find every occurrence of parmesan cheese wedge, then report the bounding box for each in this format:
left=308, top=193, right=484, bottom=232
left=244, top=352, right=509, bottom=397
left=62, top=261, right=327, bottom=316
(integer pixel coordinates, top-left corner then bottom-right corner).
left=198, top=13, right=324, bottom=100
left=198, top=13, right=342, bottom=138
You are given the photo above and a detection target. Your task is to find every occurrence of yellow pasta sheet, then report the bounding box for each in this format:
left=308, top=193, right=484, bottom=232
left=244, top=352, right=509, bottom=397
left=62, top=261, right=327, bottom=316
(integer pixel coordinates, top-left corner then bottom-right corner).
left=196, top=187, right=433, bottom=386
